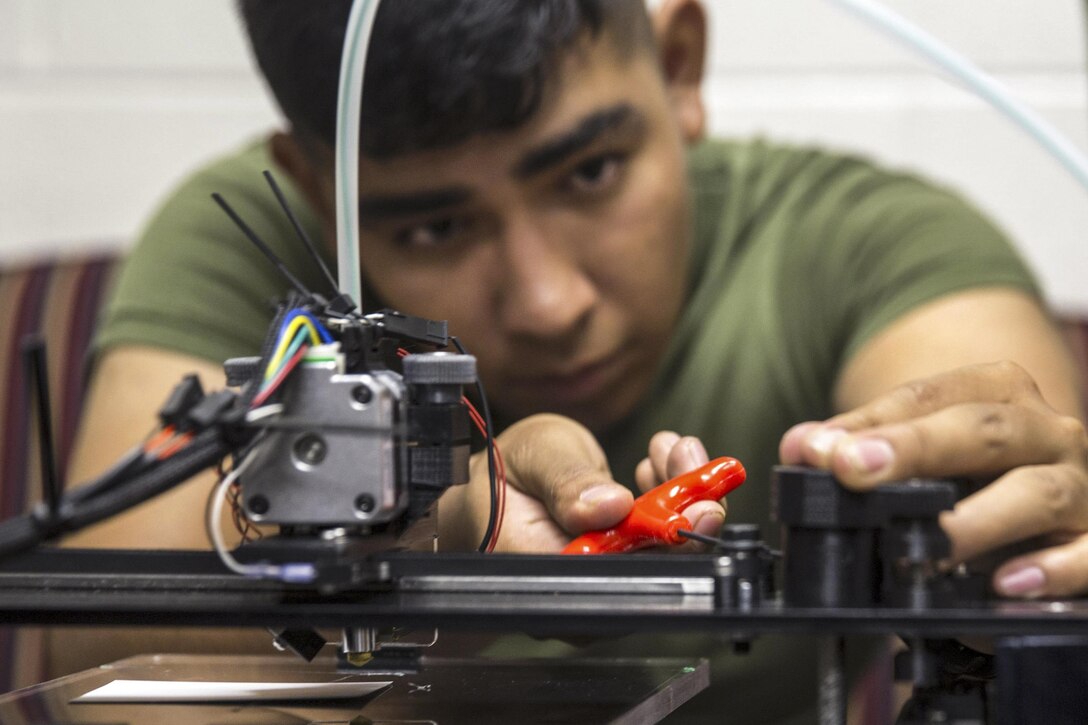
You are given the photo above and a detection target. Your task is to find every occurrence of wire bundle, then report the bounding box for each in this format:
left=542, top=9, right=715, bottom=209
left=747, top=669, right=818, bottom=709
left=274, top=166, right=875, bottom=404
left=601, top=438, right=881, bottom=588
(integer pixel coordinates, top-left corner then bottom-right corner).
left=0, top=426, right=231, bottom=558
left=251, top=310, right=333, bottom=408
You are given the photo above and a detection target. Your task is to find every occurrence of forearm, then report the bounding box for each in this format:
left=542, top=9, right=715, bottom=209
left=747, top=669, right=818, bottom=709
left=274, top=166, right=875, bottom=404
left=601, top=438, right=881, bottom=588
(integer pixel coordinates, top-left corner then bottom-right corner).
left=834, top=288, right=1084, bottom=421
left=65, top=345, right=227, bottom=549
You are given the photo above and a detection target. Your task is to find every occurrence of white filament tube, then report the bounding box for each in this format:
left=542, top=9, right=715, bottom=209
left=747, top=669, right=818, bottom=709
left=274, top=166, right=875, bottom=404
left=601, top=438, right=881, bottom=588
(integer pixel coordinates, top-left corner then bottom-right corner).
left=334, top=0, right=383, bottom=306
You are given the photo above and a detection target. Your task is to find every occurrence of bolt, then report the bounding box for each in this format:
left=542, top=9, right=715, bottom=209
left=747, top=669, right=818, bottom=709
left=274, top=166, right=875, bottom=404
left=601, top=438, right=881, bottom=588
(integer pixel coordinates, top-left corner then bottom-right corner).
left=355, top=494, right=375, bottom=513
left=352, top=385, right=373, bottom=405
left=293, top=433, right=327, bottom=465
left=249, top=495, right=269, bottom=515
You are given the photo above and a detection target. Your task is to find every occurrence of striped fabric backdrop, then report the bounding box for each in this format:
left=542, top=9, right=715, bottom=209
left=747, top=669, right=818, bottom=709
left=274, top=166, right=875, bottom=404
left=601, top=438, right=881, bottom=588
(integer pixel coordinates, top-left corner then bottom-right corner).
left=0, top=252, right=120, bottom=694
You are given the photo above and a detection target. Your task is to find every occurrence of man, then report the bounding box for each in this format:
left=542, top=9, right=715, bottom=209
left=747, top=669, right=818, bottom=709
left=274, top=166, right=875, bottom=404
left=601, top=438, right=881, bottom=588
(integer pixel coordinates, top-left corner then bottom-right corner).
left=62, top=1, right=1087, bottom=722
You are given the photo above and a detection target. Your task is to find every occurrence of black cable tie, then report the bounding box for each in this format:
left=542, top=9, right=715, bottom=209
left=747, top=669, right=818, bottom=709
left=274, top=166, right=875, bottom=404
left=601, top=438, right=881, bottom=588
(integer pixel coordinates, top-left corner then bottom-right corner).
left=212, top=192, right=313, bottom=299
left=262, top=170, right=339, bottom=296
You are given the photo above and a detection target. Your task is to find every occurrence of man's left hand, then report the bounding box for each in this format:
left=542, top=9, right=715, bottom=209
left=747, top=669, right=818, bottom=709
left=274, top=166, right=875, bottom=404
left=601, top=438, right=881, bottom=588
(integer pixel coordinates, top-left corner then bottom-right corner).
left=780, top=361, right=1088, bottom=598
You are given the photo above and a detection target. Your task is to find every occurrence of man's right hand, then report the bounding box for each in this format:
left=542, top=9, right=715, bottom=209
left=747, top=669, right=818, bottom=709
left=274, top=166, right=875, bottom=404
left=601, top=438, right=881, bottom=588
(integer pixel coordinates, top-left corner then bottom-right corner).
left=437, top=415, right=729, bottom=553
left=437, top=414, right=634, bottom=552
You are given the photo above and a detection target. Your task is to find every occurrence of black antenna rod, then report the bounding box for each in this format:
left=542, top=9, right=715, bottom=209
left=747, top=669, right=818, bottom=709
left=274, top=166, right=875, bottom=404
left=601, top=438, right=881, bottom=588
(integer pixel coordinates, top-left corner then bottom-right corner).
left=262, top=170, right=339, bottom=295
left=211, top=192, right=312, bottom=298
left=22, top=336, right=61, bottom=517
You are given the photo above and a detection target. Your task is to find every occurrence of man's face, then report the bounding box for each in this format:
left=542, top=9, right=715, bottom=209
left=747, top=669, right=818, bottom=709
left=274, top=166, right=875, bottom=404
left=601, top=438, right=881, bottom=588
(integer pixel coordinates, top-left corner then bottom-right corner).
left=330, top=37, right=694, bottom=431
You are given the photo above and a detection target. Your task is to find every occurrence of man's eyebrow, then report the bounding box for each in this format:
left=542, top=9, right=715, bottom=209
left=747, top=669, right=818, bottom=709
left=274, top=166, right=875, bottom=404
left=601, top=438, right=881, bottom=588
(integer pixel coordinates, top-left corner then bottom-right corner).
left=513, top=103, right=643, bottom=179
left=358, top=187, right=473, bottom=220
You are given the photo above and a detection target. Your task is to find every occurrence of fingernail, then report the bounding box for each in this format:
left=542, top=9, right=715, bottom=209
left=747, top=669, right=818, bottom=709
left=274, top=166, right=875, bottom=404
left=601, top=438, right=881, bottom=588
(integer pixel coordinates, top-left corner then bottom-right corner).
left=780, top=421, right=821, bottom=463
left=806, top=427, right=847, bottom=458
left=694, top=510, right=725, bottom=537
left=997, top=566, right=1047, bottom=597
left=580, top=485, right=619, bottom=505
left=841, top=437, right=894, bottom=475
left=685, top=439, right=709, bottom=469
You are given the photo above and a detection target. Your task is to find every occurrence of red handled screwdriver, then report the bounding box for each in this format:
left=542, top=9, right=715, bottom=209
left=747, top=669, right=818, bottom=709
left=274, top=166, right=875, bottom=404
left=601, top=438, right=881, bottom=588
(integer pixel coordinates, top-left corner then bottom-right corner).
left=562, top=457, right=746, bottom=555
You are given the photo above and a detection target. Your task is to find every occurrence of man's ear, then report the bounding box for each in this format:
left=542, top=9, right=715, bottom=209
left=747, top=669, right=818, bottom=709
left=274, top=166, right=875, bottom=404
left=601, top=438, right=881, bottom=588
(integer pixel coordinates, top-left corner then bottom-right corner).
left=269, top=131, right=338, bottom=248
left=650, top=0, right=707, bottom=142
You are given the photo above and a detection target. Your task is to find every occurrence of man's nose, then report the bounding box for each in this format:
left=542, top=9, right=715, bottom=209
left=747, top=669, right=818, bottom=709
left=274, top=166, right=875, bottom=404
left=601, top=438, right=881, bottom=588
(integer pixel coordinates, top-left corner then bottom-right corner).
left=497, top=216, right=597, bottom=339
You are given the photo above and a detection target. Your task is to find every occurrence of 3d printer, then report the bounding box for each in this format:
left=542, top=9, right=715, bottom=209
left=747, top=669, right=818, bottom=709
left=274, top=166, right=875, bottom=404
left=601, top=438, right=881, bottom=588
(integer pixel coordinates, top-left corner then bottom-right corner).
left=1, top=1, right=1087, bottom=723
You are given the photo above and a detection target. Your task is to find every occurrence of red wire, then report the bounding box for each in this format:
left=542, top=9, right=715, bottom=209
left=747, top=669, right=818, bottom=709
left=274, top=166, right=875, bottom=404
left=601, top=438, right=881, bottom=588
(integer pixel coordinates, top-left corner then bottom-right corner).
left=399, top=347, right=507, bottom=551
left=143, top=425, right=176, bottom=453
left=154, top=431, right=194, bottom=461
left=251, top=344, right=309, bottom=408
left=464, top=397, right=506, bottom=552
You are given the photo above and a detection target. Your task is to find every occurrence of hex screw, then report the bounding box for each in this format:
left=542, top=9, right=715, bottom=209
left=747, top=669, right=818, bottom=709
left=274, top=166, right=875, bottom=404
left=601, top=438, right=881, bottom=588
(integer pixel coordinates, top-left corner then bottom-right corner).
left=294, top=434, right=327, bottom=465
left=355, top=494, right=375, bottom=513
left=249, top=495, right=270, bottom=515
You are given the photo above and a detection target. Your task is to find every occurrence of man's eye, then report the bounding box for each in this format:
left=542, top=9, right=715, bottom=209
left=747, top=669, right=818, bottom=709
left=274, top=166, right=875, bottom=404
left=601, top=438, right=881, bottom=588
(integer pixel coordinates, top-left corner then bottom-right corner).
left=394, top=217, right=464, bottom=248
left=567, top=153, right=625, bottom=194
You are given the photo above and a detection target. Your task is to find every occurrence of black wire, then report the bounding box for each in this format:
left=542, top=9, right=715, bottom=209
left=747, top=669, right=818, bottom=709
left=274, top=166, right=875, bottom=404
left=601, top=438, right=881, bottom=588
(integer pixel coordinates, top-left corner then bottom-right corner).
left=262, top=170, right=339, bottom=296
left=66, top=429, right=230, bottom=530
left=211, top=193, right=313, bottom=299
left=0, top=429, right=231, bottom=560
left=66, top=444, right=148, bottom=506
left=451, top=337, right=499, bottom=552
left=0, top=516, right=40, bottom=558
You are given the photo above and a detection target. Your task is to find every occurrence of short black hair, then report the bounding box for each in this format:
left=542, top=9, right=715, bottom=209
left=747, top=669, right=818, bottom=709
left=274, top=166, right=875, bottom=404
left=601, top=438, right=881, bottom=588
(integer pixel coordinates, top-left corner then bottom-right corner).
left=238, top=0, right=654, bottom=159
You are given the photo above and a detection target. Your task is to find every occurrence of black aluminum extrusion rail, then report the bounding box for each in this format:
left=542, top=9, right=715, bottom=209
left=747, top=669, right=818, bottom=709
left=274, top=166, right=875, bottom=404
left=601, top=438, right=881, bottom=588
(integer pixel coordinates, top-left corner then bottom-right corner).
left=1, top=548, right=1087, bottom=638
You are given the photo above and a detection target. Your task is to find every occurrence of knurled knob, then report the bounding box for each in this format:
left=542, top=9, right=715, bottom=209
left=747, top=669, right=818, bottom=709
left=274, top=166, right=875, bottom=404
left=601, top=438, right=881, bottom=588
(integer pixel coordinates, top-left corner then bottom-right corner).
left=402, top=352, right=477, bottom=384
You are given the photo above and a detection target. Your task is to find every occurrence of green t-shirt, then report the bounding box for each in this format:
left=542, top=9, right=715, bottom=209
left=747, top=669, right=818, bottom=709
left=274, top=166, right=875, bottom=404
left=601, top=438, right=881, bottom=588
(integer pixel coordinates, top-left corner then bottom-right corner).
left=97, top=137, right=1037, bottom=724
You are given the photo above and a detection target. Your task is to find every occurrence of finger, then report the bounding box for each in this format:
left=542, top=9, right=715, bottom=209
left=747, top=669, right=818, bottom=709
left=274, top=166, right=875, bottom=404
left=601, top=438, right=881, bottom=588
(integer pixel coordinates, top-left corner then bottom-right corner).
left=648, top=431, right=681, bottom=482
left=816, top=403, right=1082, bottom=488
left=500, top=414, right=633, bottom=535
left=635, top=457, right=657, bottom=493
left=665, top=436, right=709, bottom=479
left=779, top=421, right=826, bottom=464
left=941, top=463, right=1088, bottom=564
left=491, top=486, right=575, bottom=553
left=992, top=531, right=1088, bottom=598
left=546, top=469, right=634, bottom=535
left=828, top=361, right=1048, bottom=432
left=681, top=500, right=727, bottom=538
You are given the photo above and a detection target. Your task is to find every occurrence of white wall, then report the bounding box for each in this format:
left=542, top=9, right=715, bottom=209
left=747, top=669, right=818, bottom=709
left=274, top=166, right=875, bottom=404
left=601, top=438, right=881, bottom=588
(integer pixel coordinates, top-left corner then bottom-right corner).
left=704, top=1, right=1088, bottom=315
left=0, top=0, right=281, bottom=260
left=2, top=1, right=1086, bottom=314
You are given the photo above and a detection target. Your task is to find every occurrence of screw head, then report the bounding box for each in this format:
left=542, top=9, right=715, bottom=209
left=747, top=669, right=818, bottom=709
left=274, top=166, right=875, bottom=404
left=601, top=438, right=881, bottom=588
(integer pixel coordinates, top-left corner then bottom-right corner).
left=351, top=385, right=373, bottom=405
left=355, top=494, right=375, bottom=513
left=721, top=523, right=761, bottom=542
left=293, top=433, right=327, bottom=466
left=248, top=495, right=270, bottom=515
